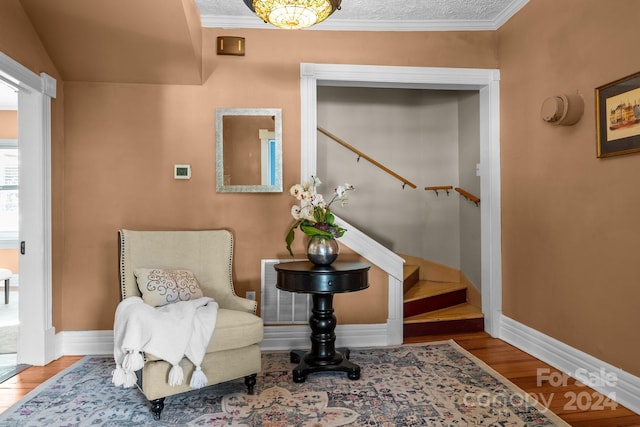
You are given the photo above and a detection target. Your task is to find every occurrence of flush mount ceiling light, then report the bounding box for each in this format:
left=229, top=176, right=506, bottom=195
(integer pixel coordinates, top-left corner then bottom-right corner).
left=243, top=0, right=342, bottom=29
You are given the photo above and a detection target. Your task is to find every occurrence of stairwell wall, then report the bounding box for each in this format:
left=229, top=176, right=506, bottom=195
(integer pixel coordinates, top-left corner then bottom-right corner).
left=317, top=87, right=459, bottom=268
left=458, top=92, right=482, bottom=291
left=317, top=87, right=482, bottom=291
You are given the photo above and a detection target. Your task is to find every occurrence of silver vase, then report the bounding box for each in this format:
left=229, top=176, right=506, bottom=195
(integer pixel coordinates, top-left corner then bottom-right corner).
left=306, top=235, right=339, bottom=266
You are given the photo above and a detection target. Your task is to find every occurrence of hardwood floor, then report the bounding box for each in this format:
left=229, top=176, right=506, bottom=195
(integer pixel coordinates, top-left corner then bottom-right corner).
left=405, top=332, right=640, bottom=427
left=0, top=333, right=638, bottom=426
left=0, top=356, right=82, bottom=414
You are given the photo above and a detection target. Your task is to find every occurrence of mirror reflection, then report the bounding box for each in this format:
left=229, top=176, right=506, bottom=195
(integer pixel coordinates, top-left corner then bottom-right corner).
left=216, top=108, right=282, bottom=192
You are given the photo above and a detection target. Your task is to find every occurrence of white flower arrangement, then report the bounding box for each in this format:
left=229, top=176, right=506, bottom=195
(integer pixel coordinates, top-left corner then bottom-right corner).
left=286, top=176, right=354, bottom=256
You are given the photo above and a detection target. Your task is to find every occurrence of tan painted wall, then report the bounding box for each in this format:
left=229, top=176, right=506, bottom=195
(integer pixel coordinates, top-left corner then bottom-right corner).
left=0, top=249, right=18, bottom=273
left=60, top=28, right=497, bottom=331
left=499, top=0, right=640, bottom=376
left=0, top=111, right=18, bottom=138
left=0, top=1, right=58, bottom=78
left=19, top=0, right=203, bottom=85
left=0, top=0, right=65, bottom=328
left=3, top=0, right=636, bottom=377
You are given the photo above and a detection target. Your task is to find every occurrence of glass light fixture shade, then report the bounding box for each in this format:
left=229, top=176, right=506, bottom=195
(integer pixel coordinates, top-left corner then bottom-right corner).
left=250, top=0, right=341, bottom=30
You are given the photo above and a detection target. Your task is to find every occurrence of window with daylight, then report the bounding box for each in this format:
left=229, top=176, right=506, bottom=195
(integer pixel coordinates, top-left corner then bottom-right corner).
left=0, top=139, right=18, bottom=247
left=259, top=129, right=277, bottom=187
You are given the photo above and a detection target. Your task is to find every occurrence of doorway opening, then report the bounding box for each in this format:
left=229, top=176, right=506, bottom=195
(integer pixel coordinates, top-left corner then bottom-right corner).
left=0, top=51, right=57, bottom=366
left=300, top=63, right=502, bottom=345
left=0, top=82, right=27, bottom=381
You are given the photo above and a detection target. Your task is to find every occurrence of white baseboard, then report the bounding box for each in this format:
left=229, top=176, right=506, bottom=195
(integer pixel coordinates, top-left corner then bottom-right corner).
left=499, top=315, right=640, bottom=415
left=55, top=323, right=392, bottom=357
left=260, top=323, right=390, bottom=351
left=57, top=330, right=114, bottom=357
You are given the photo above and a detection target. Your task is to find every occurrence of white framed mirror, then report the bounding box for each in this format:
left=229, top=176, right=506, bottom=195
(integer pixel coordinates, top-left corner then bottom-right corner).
left=216, top=108, right=283, bottom=193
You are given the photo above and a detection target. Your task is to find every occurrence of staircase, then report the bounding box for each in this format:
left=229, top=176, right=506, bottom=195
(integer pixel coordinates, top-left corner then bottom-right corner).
left=401, top=254, right=484, bottom=338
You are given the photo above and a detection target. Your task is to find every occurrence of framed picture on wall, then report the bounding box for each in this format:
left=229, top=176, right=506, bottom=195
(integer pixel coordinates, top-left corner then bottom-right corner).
left=595, top=71, right=640, bottom=158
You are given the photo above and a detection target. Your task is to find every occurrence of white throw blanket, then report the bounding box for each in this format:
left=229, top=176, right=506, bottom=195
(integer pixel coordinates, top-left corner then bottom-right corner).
left=112, top=296, right=218, bottom=389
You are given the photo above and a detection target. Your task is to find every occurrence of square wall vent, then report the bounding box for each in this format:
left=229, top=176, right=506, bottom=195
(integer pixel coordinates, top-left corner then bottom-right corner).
left=261, top=259, right=311, bottom=324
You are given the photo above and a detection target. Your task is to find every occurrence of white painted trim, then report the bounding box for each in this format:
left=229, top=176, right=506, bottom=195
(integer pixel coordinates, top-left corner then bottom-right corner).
left=493, top=0, right=529, bottom=29
left=336, top=217, right=404, bottom=281
left=479, top=72, right=503, bottom=336
left=200, top=2, right=529, bottom=31
left=17, top=86, right=54, bottom=365
left=303, top=63, right=497, bottom=89
left=300, top=65, right=318, bottom=182
left=56, top=331, right=114, bottom=356
left=55, top=324, right=392, bottom=357
left=260, top=324, right=390, bottom=350
left=40, top=73, right=57, bottom=99
left=500, top=315, right=640, bottom=414
left=0, top=52, right=42, bottom=92
left=385, top=316, right=404, bottom=346
left=202, top=16, right=505, bottom=31
left=300, top=63, right=502, bottom=339
left=309, top=19, right=506, bottom=32
left=42, top=76, right=55, bottom=362
left=336, top=216, right=405, bottom=345
left=0, top=51, right=56, bottom=365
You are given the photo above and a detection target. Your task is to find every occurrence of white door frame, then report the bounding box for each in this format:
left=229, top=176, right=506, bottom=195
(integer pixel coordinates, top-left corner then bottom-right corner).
left=0, top=51, right=56, bottom=365
left=299, top=63, right=503, bottom=336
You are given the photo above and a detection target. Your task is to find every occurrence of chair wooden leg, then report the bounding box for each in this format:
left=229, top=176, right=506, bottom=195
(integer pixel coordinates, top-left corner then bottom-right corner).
left=244, top=374, right=257, bottom=395
left=149, top=397, right=165, bottom=420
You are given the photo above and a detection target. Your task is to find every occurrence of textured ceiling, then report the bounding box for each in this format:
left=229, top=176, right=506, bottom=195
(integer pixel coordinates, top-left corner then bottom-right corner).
left=196, top=0, right=529, bottom=31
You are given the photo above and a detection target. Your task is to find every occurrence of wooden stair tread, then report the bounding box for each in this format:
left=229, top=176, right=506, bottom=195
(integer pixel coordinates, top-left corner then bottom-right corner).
left=403, top=264, right=419, bottom=281
left=404, top=303, right=483, bottom=323
left=404, top=280, right=466, bottom=302
left=401, top=255, right=484, bottom=336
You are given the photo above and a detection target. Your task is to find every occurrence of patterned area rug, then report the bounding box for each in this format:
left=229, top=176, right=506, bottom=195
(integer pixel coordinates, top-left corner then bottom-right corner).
left=0, top=340, right=568, bottom=426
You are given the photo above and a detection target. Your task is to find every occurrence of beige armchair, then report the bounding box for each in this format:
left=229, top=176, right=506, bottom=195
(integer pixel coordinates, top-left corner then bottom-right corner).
left=118, top=229, right=263, bottom=420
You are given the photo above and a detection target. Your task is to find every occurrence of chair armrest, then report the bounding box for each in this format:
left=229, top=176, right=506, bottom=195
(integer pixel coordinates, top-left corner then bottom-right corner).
left=223, top=294, right=258, bottom=314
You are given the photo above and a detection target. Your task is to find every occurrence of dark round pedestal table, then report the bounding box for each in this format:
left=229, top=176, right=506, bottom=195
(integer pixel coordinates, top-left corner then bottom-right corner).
left=274, top=261, right=370, bottom=383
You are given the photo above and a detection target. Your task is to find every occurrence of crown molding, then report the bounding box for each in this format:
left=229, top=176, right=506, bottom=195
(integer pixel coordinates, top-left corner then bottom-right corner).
left=492, top=0, right=529, bottom=28
left=200, top=1, right=528, bottom=32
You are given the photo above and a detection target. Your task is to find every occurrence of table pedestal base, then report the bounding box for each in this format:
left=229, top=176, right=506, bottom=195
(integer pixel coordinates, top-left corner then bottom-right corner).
left=290, top=348, right=360, bottom=383
left=274, top=262, right=370, bottom=384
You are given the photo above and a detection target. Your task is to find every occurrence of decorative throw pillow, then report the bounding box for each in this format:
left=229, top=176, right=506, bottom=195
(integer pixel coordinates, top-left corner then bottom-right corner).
left=134, top=268, right=204, bottom=307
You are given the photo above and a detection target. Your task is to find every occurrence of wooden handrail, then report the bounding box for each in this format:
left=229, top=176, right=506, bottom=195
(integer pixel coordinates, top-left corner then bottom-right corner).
left=425, top=186, right=453, bottom=196
left=455, top=187, right=480, bottom=205
left=317, top=126, right=417, bottom=189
